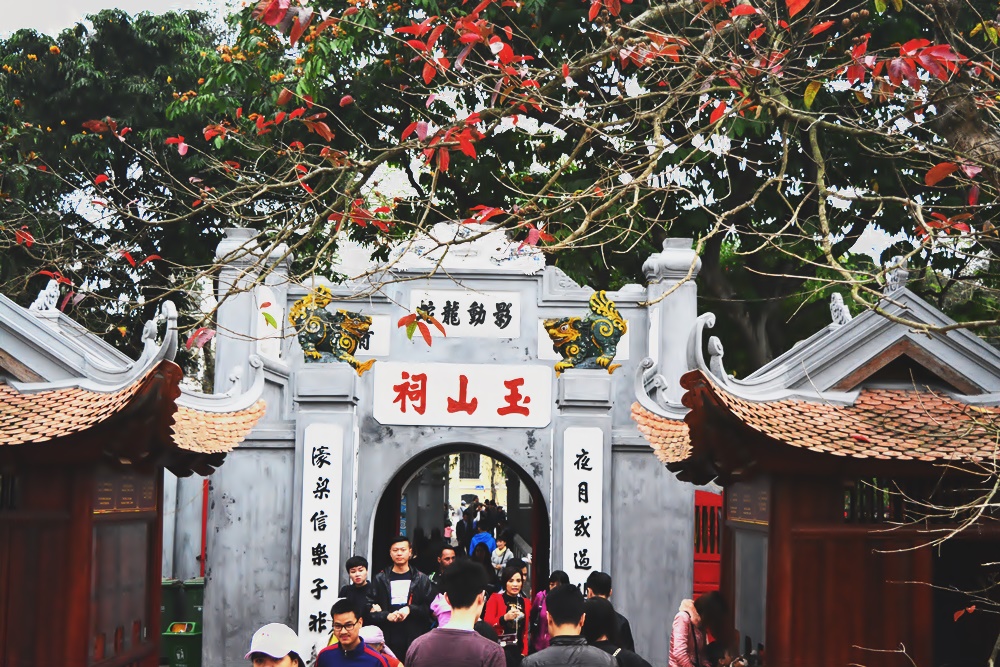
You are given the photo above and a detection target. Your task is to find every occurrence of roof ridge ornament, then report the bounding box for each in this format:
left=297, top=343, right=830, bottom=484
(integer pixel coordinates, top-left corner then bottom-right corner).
left=829, top=293, right=852, bottom=327
left=884, top=255, right=909, bottom=294
left=633, top=357, right=686, bottom=417
left=28, top=280, right=61, bottom=313
left=707, top=336, right=731, bottom=385
left=686, top=313, right=732, bottom=386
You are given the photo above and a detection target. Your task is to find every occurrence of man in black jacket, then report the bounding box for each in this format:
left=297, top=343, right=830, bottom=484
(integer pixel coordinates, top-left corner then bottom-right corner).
left=585, top=571, right=635, bottom=652
left=370, top=535, right=435, bottom=659
left=522, top=585, right=615, bottom=667
left=338, top=555, right=381, bottom=625
left=582, top=598, right=653, bottom=667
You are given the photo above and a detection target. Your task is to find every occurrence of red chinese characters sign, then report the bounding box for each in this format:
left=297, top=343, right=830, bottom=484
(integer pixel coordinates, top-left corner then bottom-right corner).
left=373, top=362, right=553, bottom=427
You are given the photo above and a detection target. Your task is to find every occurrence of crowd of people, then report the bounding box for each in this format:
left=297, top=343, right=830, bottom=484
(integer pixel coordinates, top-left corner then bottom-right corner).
left=245, top=533, right=740, bottom=667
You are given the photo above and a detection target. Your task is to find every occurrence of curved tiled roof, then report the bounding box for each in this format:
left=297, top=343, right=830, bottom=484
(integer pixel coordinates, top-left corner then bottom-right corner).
left=172, top=400, right=267, bottom=455
left=631, top=401, right=690, bottom=464
left=0, top=366, right=170, bottom=446
left=681, top=370, right=1000, bottom=462
left=0, top=360, right=265, bottom=466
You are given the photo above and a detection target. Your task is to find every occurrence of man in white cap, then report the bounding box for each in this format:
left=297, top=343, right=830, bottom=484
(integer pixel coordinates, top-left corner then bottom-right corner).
left=246, top=623, right=305, bottom=667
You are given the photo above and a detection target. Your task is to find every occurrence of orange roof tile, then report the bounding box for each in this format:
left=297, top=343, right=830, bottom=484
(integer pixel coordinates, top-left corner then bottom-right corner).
left=172, top=400, right=267, bottom=455
left=631, top=401, right=690, bottom=464
left=0, top=371, right=156, bottom=446
left=682, top=370, right=1000, bottom=463
left=0, top=361, right=265, bottom=462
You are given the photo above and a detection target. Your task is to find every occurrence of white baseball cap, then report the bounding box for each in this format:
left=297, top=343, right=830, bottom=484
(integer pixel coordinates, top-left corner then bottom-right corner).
left=245, top=623, right=303, bottom=660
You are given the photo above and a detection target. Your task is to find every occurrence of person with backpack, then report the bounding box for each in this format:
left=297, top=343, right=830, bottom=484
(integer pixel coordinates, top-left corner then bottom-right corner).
left=582, top=598, right=652, bottom=667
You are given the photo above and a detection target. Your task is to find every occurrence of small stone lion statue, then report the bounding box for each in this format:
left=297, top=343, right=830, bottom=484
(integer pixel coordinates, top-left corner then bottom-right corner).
left=288, top=285, right=376, bottom=375
left=543, top=291, right=627, bottom=375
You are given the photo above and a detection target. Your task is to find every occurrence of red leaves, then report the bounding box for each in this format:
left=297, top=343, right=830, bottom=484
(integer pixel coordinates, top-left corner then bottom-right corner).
left=165, top=136, right=188, bottom=156
left=462, top=205, right=506, bottom=225
left=329, top=199, right=393, bottom=233
left=968, top=185, right=980, bottom=206
left=786, top=0, right=809, bottom=17
left=925, top=162, right=958, bottom=186
left=423, top=60, right=438, bottom=84
left=954, top=605, right=976, bottom=622
left=94, top=174, right=110, bottom=186
left=14, top=226, right=33, bottom=247
left=186, top=327, right=216, bottom=350
left=294, top=164, right=314, bottom=193
left=340, top=95, right=354, bottom=107
left=917, top=212, right=973, bottom=239
left=809, top=20, right=834, bottom=36
left=38, top=270, right=72, bottom=285
left=519, top=222, right=556, bottom=249
left=254, top=0, right=290, bottom=26
left=747, top=25, right=765, bottom=41
left=396, top=16, right=438, bottom=37
left=710, top=101, right=728, bottom=123
left=288, top=9, right=313, bottom=46
left=588, top=0, right=602, bottom=21
left=120, top=250, right=162, bottom=267
left=302, top=118, right=335, bottom=142
left=730, top=4, right=758, bottom=16
left=256, top=114, right=275, bottom=135
left=203, top=124, right=228, bottom=142
left=83, top=119, right=110, bottom=133
left=402, top=120, right=430, bottom=141
left=397, top=309, right=446, bottom=346
left=277, top=87, right=294, bottom=106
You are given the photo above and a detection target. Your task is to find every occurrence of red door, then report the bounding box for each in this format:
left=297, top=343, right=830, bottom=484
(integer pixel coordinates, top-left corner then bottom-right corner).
left=693, top=490, right=722, bottom=596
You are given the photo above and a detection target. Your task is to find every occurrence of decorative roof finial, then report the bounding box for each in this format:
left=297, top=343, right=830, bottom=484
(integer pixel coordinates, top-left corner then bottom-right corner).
left=829, top=293, right=852, bottom=326
left=707, top=336, right=731, bottom=385
left=885, top=255, right=909, bottom=294
left=29, top=280, right=61, bottom=312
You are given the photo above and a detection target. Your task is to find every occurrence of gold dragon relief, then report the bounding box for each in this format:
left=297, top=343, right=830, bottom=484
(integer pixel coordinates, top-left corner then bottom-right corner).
left=288, top=286, right=376, bottom=375
left=543, top=290, right=627, bottom=375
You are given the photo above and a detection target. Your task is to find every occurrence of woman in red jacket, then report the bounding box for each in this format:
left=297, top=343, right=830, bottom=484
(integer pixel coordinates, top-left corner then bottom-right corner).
left=484, top=565, right=532, bottom=667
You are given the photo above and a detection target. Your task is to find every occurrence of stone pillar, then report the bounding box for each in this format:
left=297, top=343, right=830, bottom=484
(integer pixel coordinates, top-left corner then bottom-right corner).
left=215, top=228, right=293, bottom=382
left=642, top=238, right=701, bottom=403
left=553, top=370, right=613, bottom=588
left=292, top=365, right=362, bottom=660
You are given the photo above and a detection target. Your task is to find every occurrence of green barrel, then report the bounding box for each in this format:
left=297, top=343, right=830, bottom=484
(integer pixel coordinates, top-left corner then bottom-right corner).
left=160, top=578, right=183, bottom=662
left=182, top=577, right=205, bottom=623
left=161, top=579, right=183, bottom=632
left=163, top=622, right=201, bottom=667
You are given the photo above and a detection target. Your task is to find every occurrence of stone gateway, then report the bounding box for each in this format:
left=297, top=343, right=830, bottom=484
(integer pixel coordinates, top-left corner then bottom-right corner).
left=163, top=225, right=703, bottom=664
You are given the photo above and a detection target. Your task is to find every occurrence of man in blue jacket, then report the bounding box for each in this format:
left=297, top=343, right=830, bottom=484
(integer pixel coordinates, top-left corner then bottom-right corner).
left=318, top=598, right=389, bottom=667
left=468, top=523, right=496, bottom=556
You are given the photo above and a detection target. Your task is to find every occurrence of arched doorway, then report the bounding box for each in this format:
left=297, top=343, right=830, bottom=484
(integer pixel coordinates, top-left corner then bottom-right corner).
left=372, top=444, right=550, bottom=595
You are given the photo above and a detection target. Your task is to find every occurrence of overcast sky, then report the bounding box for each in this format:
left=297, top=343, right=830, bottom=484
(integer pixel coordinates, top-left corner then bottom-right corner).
left=0, top=0, right=230, bottom=37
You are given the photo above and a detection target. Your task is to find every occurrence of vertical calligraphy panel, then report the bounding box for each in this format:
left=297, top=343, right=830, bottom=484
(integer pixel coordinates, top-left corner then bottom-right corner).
left=298, top=424, right=344, bottom=659
left=562, top=426, right=604, bottom=589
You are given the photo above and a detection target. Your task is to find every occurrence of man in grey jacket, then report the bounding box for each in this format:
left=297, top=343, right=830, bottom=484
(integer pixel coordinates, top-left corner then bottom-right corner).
left=522, top=585, right=615, bottom=667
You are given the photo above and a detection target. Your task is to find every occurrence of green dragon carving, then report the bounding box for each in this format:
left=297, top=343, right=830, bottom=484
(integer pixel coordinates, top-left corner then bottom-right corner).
left=543, top=291, right=627, bottom=375
left=288, top=286, right=376, bottom=375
